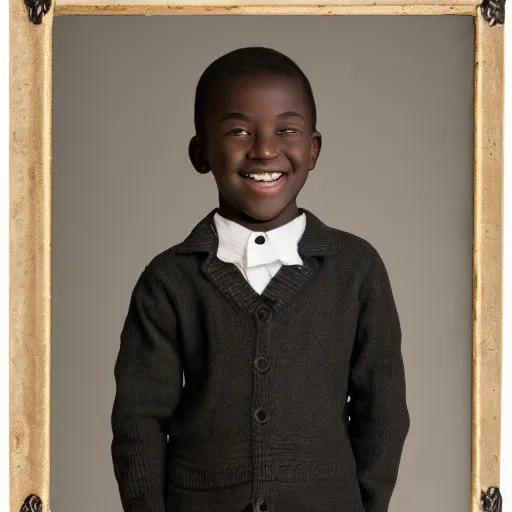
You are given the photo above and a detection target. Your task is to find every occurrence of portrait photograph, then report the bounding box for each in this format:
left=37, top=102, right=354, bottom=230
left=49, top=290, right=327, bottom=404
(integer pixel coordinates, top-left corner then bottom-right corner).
left=9, top=1, right=505, bottom=512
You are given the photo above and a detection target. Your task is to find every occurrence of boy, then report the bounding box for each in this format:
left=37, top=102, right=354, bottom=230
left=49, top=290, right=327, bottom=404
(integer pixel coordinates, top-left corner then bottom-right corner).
left=111, top=46, right=410, bottom=512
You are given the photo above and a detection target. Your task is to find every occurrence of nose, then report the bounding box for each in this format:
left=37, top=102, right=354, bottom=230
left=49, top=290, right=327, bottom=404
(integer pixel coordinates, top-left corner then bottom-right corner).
left=246, top=132, right=279, bottom=160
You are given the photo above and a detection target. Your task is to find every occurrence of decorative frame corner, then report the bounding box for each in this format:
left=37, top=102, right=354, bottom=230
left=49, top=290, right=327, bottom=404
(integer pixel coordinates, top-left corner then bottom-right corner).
left=19, top=495, right=43, bottom=512
left=481, top=487, right=503, bottom=512
left=24, top=0, right=52, bottom=24
left=481, top=0, right=505, bottom=25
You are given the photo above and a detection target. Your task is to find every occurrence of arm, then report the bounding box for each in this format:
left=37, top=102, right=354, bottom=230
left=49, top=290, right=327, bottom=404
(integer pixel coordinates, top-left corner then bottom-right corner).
left=111, top=265, right=183, bottom=512
left=348, top=248, right=410, bottom=512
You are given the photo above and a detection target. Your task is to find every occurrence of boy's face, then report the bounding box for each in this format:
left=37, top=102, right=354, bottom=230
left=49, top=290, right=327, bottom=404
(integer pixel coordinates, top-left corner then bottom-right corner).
left=190, top=73, right=321, bottom=229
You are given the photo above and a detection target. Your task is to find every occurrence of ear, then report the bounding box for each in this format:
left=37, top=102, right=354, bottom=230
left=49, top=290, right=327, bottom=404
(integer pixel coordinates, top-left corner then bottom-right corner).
left=189, top=136, right=210, bottom=175
left=309, top=131, right=322, bottom=171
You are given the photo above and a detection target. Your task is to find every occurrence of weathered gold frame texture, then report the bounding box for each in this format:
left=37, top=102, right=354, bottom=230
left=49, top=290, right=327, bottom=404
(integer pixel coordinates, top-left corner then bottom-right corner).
left=9, top=0, right=504, bottom=510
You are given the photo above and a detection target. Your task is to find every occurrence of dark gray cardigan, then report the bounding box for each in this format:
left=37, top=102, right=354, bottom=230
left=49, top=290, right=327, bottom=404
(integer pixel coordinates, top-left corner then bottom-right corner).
left=111, top=208, right=410, bottom=512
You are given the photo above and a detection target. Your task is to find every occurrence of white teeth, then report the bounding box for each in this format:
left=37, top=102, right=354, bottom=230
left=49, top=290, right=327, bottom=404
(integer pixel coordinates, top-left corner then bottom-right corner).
left=245, top=172, right=283, bottom=182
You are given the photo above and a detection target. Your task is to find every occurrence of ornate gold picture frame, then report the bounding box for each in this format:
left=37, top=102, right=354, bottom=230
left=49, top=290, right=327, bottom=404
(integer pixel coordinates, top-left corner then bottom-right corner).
left=9, top=0, right=504, bottom=510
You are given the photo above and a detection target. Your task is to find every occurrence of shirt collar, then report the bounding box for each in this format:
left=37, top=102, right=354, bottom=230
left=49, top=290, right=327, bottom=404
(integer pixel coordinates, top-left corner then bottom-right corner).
left=213, top=212, right=306, bottom=268
left=177, top=208, right=335, bottom=258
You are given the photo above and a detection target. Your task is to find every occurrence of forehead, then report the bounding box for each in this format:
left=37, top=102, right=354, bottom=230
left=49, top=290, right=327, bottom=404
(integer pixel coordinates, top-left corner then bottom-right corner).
left=207, top=73, right=311, bottom=118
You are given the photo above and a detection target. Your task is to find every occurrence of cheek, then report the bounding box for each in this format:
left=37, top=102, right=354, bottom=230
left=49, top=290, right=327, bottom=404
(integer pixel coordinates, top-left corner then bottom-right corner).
left=285, top=142, right=313, bottom=168
left=208, top=139, right=247, bottom=168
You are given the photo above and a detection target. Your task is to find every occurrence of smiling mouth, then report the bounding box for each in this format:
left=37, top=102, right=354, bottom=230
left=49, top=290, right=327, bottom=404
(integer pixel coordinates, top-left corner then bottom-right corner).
left=239, top=172, right=285, bottom=183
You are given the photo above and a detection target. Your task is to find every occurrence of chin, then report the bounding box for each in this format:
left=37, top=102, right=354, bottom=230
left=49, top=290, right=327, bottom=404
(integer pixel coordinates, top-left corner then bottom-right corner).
left=219, top=193, right=294, bottom=226
left=241, top=206, right=283, bottom=223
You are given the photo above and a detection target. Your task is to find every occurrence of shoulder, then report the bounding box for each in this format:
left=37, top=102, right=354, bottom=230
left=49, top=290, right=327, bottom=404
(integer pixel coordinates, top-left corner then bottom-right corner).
left=145, top=244, right=183, bottom=276
left=133, top=243, right=198, bottom=295
left=124, top=245, right=186, bottom=315
left=324, top=230, right=397, bottom=313
left=314, top=221, right=394, bottom=298
left=323, top=223, right=384, bottom=269
left=127, top=245, right=179, bottom=290
left=143, top=210, right=217, bottom=279
left=303, top=209, right=389, bottom=276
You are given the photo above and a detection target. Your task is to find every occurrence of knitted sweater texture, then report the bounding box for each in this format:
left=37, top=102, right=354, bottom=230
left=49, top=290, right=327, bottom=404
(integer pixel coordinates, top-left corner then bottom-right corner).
left=111, top=209, right=410, bottom=512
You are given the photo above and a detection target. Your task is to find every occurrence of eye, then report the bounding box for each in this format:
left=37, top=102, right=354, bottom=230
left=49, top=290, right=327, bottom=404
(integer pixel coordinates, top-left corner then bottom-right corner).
left=228, top=128, right=251, bottom=136
left=278, top=128, right=300, bottom=135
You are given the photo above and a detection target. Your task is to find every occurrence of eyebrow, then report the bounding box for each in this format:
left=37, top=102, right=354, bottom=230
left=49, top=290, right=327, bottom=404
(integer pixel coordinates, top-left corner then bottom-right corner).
left=217, top=112, right=250, bottom=124
left=276, top=111, right=306, bottom=121
left=217, top=111, right=306, bottom=124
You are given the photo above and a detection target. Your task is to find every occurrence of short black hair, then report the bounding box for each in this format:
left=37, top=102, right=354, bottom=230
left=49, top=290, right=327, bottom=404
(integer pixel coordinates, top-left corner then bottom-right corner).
left=193, top=46, right=317, bottom=138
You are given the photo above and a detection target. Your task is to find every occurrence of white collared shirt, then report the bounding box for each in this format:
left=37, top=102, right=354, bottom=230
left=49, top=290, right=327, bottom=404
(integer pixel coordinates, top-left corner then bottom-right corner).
left=213, top=212, right=306, bottom=295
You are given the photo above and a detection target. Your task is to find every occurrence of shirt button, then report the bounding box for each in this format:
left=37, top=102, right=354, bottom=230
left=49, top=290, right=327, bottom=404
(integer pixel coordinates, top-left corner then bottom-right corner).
left=257, top=306, right=272, bottom=323
left=255, top=498, right=268, bottom=511
left=255, top=235, right=266, bottom=245
left=254, top=356, right=270, bottom=373
left=254, top=408, right=270, bottom=424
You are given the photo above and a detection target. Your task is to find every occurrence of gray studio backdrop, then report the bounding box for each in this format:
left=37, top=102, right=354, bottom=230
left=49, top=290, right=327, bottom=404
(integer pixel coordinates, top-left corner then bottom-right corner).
left=52, top=16, right=475, bottom=512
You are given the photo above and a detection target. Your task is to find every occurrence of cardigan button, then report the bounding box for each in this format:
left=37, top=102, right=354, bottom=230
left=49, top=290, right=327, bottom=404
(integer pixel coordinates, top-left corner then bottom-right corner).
left=254, top=356, right=270, bottom=373
left=255, top=498, right=268, bottom=511
left=257, top=306, right=272, bottom=323
left=254, top=408, right=270, bottom=424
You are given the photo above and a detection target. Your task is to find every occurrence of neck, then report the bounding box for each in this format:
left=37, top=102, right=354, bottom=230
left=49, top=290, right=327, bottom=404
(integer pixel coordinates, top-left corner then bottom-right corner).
left=217, top=197, right=300, bottom=232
